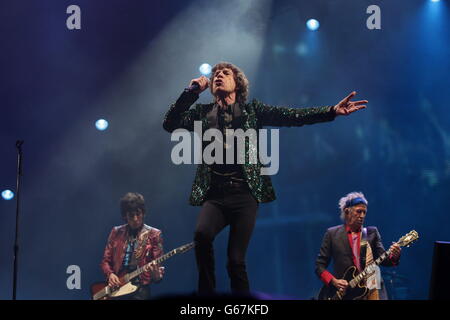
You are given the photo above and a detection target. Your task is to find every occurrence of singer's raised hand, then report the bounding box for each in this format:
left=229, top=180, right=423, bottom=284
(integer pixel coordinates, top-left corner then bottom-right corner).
left=189, top=76, right=209, bottom=94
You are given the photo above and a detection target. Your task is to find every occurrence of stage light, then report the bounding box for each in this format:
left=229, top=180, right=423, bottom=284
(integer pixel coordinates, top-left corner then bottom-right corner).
left=199, top=63, right=212, bottom=76
left=273, top=44, right=286, bottom=54
left=430, top=0, right=440, bottom=3
left=95, top=119, right=109, bottom=131
left=295, top=43, right=309, bottom=56
left=1, top=189, right=14, bottom=200
left=306, top=19, right=320, bottom=31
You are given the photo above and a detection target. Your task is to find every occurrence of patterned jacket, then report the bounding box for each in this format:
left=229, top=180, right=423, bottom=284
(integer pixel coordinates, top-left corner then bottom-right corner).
left=100, top=224, right=163, bottom=285
left=163, top=91, right=336, bottom=206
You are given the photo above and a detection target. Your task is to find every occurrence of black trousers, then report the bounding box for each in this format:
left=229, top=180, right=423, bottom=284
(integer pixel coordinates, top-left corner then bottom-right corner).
left=194, top=183, right=258, bottom=294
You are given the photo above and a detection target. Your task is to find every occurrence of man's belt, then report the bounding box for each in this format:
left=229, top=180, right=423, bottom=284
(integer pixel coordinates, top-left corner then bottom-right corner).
left=216, top=180, right=247, bottom=188
left=211, top=177, right=247, bottom=189
left=211, top=170, right=239, bottom=177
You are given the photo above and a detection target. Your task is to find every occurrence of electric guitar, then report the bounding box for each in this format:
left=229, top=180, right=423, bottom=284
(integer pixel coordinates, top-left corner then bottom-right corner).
left=318, top=230, right=419, bottom=300
left=91, top=241, right=195, bottom=300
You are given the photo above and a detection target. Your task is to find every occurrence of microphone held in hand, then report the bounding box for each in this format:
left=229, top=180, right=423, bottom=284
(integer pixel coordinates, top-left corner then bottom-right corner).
left=185, top=81, right=200, bottom=93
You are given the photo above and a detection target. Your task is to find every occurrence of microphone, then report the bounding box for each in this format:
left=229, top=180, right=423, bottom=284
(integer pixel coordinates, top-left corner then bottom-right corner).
left=16, top=140, right=24, bottom=152
left=185, top=81, right=200, bottom=93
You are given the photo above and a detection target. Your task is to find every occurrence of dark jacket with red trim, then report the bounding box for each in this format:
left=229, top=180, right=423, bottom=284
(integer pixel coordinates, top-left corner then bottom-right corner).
left=315, top=224, right=399, bottom=284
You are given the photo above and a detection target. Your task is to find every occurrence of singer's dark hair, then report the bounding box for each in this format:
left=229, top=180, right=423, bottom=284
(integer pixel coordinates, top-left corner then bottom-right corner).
left=120, top=192, right=146, bottom=219
left=210, top=62, right=249, bottom=104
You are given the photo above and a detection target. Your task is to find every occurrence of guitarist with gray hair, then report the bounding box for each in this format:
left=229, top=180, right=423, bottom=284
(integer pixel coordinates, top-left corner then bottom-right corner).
left=315, top=191, right=401, bottom=300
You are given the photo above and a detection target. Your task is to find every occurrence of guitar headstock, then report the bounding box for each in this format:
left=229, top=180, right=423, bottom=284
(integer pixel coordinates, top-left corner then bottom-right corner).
left=176, top=242, right=195, bottom=254
left=396, top=230, right=419, bottom=247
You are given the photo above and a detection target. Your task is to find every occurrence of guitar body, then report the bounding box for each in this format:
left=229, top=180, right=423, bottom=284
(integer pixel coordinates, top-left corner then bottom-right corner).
left=318, top=266, right=369, bottom=300
left=90, top=280, right=139, bottom=300
left=90, top=282, right=108, bottom=300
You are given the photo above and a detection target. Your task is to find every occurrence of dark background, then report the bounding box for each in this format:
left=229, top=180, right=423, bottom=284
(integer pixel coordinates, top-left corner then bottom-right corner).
left=1, top=0, right=448, bottom=299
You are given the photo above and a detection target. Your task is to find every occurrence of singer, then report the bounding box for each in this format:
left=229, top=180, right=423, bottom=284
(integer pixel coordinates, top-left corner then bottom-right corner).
left=162, top=62, right=367, bottom=295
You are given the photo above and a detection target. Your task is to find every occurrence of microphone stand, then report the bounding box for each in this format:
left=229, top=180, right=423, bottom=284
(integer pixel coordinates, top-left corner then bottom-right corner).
left=12, top=140, right=24, bottom=300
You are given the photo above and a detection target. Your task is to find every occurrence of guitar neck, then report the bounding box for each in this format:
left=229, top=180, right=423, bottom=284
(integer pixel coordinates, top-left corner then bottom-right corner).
left=349, top=247, right=392, bottom=288
left=125, top=249, right=178, bottom=282
left=344, top=230, right=418, bottom=291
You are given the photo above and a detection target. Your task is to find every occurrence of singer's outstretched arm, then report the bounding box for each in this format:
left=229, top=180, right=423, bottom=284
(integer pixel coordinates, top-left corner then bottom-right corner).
left=255, top=91, right=367, bottom=127
left=254, top=100, right=336, bottom=127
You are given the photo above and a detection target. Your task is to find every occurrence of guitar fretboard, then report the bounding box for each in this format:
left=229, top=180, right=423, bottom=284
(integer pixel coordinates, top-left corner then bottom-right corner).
left=124, top=243, right=193, bottom=283
left=349, top=248, right=390, bottom=288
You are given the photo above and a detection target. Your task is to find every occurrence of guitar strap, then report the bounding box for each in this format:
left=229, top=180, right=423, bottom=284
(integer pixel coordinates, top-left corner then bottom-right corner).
left=362, top=228, right=381, bottom=300
left=360, top=228, right=368, bottom=270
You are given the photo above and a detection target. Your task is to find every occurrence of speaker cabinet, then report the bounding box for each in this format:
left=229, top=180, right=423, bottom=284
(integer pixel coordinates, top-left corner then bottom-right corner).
left=429, top=241, right=450, bottom=300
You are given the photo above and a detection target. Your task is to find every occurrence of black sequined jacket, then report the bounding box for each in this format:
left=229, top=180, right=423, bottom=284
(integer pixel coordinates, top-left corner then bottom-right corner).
left=163, top=91, right=336, bottom=206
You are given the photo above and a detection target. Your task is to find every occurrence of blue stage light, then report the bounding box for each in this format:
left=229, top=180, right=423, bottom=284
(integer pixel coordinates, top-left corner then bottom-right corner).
left=431, top=0, right=440, bottom=3
left=95, top=119, right=109, bottom=131
left=306, top=19, right=320, bottom=31
left=273, top=44, right=286, bottom=54
left=295, top=43, right=309, bottom=56
left=199, top=63, right=212, bottom=76
left=1, top=189, right=14, bottom=200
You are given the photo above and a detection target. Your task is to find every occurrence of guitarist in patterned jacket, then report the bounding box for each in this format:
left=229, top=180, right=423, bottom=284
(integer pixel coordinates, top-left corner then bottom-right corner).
left=315, top=192, right=401, bottom=300
left=100, top=192, right=165, bottom=300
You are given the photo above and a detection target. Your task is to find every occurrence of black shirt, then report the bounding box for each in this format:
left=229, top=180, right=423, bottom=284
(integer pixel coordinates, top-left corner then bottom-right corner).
left=206, top=102, right=245, bottom=181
